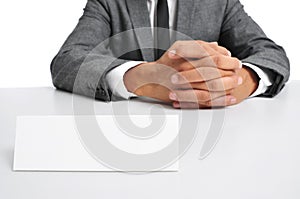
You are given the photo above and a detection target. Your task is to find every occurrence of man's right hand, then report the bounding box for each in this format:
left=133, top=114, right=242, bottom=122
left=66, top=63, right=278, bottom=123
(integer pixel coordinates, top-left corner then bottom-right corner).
left=123, top=40, right=242, bottom=106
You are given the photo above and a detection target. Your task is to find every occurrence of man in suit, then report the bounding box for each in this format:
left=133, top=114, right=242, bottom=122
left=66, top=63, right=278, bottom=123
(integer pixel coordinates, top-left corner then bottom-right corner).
left=51, top=0, right=290, bottom=109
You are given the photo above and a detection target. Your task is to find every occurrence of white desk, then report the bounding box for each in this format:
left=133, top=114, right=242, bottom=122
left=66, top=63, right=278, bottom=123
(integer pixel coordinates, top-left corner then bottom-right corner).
left=1, top=81, right=300, bottom=199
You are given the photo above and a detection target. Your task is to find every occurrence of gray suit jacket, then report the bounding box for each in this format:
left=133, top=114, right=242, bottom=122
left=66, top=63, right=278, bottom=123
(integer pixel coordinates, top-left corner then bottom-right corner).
left=51, top=0, right=290, bottom=101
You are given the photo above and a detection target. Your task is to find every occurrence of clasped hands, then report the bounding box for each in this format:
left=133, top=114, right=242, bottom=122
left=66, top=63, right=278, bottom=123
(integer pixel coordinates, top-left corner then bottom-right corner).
left=124, top=40, right=259, bottom=109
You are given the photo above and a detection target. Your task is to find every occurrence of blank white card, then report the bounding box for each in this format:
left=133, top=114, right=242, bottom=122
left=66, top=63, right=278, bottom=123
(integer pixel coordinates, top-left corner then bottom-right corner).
left=14, top=115, right=179, bottom=172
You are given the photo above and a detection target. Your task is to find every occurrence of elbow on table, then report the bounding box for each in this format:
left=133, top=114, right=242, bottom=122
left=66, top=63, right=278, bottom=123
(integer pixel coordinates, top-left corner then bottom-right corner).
left=50, top=55, right=74, bottom=93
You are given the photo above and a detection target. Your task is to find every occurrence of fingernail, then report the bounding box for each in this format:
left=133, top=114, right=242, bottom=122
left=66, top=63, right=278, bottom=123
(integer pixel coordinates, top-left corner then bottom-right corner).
left=171, top=74, right=179, bottom=84
left=230, top=97, right=237, bottom=104
left=227, top=50, right=232, bottom=57
left=169, top=92, right=177, bottom=100
left=169, top=50, right=176, bottom=58
left=238, top=77, right=243, bottom=85
left=173, top=102, right=180, bottom=108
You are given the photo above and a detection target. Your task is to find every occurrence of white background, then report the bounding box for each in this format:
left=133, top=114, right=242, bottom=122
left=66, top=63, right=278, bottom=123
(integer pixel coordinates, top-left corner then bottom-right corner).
left=0, top=0, right=299, bottom=88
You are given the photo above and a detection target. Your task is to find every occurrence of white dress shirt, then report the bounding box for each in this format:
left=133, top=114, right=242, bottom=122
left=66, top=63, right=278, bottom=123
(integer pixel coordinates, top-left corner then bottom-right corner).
left=106, top=0, right=271, bottom=99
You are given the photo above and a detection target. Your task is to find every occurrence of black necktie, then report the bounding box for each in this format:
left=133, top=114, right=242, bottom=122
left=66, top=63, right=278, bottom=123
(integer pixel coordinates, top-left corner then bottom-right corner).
left=155, top=0, right=171, bottom=60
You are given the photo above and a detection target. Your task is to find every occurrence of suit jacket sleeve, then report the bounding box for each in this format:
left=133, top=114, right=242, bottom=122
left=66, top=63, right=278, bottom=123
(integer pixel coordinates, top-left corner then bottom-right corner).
left=50, top=0, right=128, bottom=101
left=218, top=0, right=290, bottom=97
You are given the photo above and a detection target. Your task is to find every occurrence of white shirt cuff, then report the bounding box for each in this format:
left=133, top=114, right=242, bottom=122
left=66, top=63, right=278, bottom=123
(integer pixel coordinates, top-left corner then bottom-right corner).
left=243, top=63, right=272, bottom=98
left=106, top=61, right=145, bottom=99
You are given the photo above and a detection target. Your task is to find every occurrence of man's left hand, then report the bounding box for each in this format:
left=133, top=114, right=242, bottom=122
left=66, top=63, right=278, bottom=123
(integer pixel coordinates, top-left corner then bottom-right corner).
left=170, top=66, right=259, bottom=109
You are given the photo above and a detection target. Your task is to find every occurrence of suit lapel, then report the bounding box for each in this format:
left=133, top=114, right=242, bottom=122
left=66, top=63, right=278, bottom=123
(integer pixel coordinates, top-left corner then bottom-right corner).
left=126, top=0, right=154, bottom=61
left=175, top=0, right=195, bottom=40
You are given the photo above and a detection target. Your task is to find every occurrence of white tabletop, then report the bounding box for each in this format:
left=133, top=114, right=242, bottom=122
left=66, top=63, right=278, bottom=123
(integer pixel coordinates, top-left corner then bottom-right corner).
left=1, top=81, right=300, bottom=199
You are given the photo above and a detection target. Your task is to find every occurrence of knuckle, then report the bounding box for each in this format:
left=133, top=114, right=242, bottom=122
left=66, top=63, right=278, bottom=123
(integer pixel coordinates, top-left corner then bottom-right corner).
left=174, top=40, right=183, bottom=48
left=212, top=55, right=222, bottom=67
left=195, top=41, right=205, bottom=50
left=232, top=58, right=240, bottom=67
left=218, top=46, right=226, bottom=51
left=171, top=41, right=182, bottom=50
left=196, top=40, right=205, bottom=45
left=210, top=42, right=218, bottom=47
